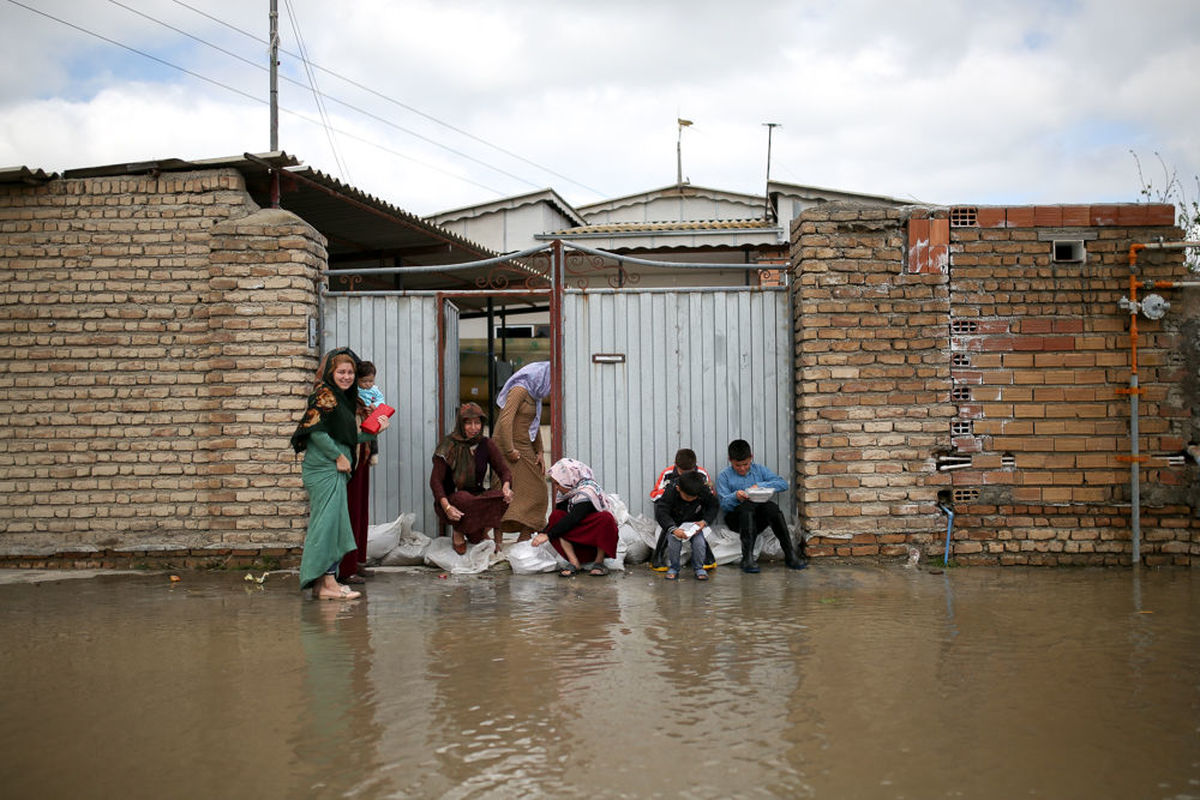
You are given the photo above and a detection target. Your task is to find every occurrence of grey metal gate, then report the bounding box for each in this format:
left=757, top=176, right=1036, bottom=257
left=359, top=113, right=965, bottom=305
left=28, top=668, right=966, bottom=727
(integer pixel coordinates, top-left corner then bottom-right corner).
left=562, top=287, right=793, bottom=521
left=323, top=293, right=457, bottom=535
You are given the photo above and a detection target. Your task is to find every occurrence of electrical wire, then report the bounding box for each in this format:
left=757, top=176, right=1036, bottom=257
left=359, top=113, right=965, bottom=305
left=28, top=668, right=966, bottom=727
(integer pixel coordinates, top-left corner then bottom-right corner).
left=101, top=0, right=542, bottom=190
left=282, top=0, right=350, bottom=183
left=4, top=0, right=508, bottom=196
left=164, top=0, right=605, bottom=197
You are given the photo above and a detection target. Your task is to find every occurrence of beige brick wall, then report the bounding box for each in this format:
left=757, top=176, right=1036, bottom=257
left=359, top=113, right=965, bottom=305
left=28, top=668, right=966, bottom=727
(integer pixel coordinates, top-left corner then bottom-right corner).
left=792, top=202, right=1199, bottom=566
left=0, top=170, right=323, bottom=566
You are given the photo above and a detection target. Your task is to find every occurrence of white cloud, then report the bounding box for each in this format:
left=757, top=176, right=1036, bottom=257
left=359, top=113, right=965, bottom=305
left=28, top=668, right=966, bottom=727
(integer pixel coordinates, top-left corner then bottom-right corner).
left=0, top=0, right=1196, bottom=216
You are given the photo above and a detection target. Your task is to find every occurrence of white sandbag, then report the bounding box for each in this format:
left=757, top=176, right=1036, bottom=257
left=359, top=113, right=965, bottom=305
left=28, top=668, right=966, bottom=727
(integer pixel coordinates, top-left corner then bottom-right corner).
left=705, top=525, right=743, bottom=566
left=379, top=523, right=431, bottom=567
left=757, top=530, right=783, bottom=561
left=366, top=512, right=414, bottom=562
left=424, top=537, right=495, bottom=574
left=506, top=539, right=565, bottom=575
left=607, top=493, right=630, bottom=526
left=620, top=515, right=656, bottom=564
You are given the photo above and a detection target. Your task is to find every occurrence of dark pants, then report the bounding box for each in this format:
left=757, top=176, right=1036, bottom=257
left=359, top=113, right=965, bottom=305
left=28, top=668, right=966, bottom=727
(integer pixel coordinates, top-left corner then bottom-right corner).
left=724, top=500, right=804, bottom=568
left=339, top=453, right=370, bottom=580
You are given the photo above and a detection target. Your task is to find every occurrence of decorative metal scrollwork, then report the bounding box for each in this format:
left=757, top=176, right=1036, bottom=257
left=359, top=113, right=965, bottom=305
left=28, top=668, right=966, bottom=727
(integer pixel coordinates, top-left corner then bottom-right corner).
left=331, top=273, right=364, bottom=291
left=563, top=250, right=638, bottom=289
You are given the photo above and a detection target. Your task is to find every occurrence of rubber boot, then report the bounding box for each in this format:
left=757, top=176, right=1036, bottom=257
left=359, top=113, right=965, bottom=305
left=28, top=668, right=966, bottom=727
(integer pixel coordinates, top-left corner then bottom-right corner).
left=779, top=531, right=807, bottom=570
left=740, top=536, right=760, bottom=573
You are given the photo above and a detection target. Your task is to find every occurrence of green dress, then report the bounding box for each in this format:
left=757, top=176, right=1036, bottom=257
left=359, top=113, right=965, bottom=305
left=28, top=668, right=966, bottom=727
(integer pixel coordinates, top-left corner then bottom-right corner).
left=298, top=431, right=357, bottom=589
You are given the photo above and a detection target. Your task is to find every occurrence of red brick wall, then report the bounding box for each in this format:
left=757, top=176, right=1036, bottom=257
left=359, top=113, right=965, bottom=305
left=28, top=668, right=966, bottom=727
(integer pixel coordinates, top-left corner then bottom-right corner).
left=792, top=202, right=1199, bottom=565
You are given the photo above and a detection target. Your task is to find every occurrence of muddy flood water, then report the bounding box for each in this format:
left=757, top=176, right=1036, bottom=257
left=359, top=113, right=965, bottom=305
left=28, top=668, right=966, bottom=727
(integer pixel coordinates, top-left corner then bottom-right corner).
left=0, top=563, right=1197, bottom=799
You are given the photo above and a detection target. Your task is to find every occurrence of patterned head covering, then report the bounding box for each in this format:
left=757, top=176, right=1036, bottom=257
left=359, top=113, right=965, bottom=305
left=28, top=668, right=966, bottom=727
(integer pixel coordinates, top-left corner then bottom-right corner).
left=496, top=361, right=551, bottom=442
left=290, top=349, right=361, bottom=465
left=433, top=403, right=487, bottom=490
left=547, top=458, right=609, bottom=512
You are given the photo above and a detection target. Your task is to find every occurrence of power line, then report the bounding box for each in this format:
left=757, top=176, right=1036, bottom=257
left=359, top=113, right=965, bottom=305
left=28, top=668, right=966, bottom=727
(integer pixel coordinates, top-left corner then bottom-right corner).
left=164, top=0, right=605, bottom=197
left=101, top=0, right=542, bottom=191
left=282, top=0, right=350, bottom=183
left=4, top=0, right=508, bottom=196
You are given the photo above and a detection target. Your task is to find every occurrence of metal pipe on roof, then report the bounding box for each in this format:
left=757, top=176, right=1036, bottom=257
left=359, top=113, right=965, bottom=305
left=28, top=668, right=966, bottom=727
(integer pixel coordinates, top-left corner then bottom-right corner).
left=325, top=243, right=552, bottom=275
left=561, top=240, right=785, bottom=270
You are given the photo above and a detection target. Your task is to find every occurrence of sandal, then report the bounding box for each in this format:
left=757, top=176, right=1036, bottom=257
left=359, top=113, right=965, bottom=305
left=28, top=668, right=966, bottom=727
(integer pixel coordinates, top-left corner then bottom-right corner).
left=559, top=564, right=580, bottom=578
left=665, top=570, right=678, bottom=581
left=588, top=564, right=610, bottom=577
left=451, top=533, right=467, bottom=555
left=694, top=571, right=709, bottom=581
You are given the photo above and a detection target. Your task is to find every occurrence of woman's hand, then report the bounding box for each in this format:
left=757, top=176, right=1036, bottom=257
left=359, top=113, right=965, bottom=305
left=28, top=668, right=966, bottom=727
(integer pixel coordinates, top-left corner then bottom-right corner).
left=335, top=454, right=352, bottom=473
left=672, top=527, right=688, bottom=540
left=443, top=503, right=463, bottom=522
left=375, top=415, right=390, bottom=432
left=531, top=532, right=548, bottom=547
left=501, top=483, right=513, bottom=504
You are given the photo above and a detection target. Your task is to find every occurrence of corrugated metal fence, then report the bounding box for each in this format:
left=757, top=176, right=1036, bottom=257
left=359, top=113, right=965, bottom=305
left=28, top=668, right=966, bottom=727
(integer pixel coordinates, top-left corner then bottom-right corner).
left=562, top=288, right=794, bottom=521
left=323, top=294, right=457, bottom=535
left=324, top=287, right=794, bottom=537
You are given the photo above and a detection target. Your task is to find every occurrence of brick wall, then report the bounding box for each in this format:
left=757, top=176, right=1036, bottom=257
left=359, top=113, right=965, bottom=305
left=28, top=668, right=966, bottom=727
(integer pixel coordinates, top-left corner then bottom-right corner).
left=792, top=202, right=1199, bottom=566
left=0, top=170, right=324, bottom=568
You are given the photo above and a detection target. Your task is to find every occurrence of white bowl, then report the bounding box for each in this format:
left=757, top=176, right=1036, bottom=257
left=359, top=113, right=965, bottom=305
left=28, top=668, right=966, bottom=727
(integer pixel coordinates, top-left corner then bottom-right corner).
left=746, top=486, right=775, bottom=503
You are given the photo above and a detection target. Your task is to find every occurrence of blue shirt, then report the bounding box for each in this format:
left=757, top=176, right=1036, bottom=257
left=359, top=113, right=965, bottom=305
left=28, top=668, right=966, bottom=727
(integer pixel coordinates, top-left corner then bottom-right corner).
left=358, top=385, right=385, bottom=408
left=715, top=462, right=788, bottom=512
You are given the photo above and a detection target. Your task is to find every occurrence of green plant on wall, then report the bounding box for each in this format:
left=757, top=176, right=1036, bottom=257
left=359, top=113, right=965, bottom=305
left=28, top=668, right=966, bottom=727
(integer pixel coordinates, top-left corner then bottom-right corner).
left=1132, top=150, right=1200, bottom=271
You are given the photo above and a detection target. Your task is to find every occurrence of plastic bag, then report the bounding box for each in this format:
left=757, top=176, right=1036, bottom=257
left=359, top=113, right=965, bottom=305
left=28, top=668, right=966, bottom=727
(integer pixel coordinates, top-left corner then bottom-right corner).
left=424, top=537, right=495, bottom=574
left=506, top=539, right=565, bottom=575
left=379, top=517, right=431, bottom=567
left=607, top=493, right=630, bottom=526
left=619, top=514, right=657, bottom=564
left=705, top=525, right=743, bottom=566
left=366, top=512, right=414, bottom=562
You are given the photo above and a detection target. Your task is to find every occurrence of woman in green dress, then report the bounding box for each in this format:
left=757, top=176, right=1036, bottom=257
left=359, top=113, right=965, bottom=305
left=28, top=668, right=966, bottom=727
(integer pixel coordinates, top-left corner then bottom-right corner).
left=290, top=348, right=389, bottom=600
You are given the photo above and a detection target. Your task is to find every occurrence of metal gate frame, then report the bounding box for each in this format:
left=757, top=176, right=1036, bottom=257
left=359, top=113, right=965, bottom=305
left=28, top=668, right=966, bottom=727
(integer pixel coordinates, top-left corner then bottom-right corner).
left=323, top=241, right=794, bottom=535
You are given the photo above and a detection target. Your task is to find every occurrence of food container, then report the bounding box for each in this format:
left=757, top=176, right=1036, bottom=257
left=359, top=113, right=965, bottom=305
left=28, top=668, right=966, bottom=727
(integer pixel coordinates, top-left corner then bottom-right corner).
left=746, top=486, right=775, bottom=503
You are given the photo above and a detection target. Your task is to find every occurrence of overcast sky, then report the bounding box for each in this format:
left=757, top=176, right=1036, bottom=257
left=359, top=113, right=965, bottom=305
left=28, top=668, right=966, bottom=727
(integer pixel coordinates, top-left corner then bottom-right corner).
left=1, top=0, right=1197, bottom=218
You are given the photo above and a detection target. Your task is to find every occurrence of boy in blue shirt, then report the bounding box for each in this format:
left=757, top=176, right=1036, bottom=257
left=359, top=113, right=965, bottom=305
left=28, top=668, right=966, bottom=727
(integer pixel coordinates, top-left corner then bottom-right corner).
left=715, top=438, right=807, bottom=573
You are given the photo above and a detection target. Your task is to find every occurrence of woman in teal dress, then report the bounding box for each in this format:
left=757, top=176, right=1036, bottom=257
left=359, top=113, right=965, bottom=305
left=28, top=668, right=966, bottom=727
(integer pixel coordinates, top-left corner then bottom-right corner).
left=290, top=348, right=389, bottom=600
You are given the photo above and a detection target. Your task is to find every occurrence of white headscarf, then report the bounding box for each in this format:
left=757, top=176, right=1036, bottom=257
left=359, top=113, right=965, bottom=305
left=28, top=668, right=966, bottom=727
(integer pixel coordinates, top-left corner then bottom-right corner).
left=496, top=361, right=551, bottom=442
left=547, top=458, right=609, bottom=512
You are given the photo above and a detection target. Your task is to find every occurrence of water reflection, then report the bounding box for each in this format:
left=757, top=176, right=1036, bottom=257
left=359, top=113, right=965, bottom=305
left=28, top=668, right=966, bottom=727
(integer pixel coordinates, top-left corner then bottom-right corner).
left=0, top=566, right=1197, bottom=799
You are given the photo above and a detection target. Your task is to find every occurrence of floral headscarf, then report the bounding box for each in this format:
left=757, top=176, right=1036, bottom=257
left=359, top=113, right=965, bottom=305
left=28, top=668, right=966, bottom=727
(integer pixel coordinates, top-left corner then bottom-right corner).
left=290, top=348, right=361, bottom=465
left=496, top=361, right=551, bottom=442
left=433, top=402, right=486, bottom=491
left=547, top=458, right=609, bottom=512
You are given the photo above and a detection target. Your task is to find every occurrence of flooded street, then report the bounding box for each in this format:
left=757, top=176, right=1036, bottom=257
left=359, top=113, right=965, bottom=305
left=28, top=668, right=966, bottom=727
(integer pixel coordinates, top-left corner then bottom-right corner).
left=1, top=564, right=1197, bottom=799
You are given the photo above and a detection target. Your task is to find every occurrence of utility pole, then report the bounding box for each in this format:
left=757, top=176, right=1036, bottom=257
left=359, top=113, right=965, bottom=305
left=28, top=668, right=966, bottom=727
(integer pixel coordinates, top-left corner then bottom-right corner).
left=269, top=0, right=279, bottom=152
left=676, top=118, right=692, bottom=187
left=762, top=122, right=780, bottom=220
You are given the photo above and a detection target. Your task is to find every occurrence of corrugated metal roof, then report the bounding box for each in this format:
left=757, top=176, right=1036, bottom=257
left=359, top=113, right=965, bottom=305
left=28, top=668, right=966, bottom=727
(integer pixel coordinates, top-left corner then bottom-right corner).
left=35, top=151, right=545, bottom=299
left=427, top=187, right=587, bottom=228
left=542, top=217, right=779, bottom=237
left=0, top=166, right=59, bottom=185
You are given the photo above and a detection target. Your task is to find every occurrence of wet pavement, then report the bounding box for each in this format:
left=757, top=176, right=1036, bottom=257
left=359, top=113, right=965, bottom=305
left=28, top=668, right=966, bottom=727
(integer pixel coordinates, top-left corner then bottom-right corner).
left=0, top=562, right=1197, bottom=799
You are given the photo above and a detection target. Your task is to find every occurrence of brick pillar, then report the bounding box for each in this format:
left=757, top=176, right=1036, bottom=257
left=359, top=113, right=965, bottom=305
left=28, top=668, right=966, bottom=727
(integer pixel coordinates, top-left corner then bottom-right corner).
left=790, top=204, right=952, bottom=556
left=200, top=208, right=326, bottom=546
